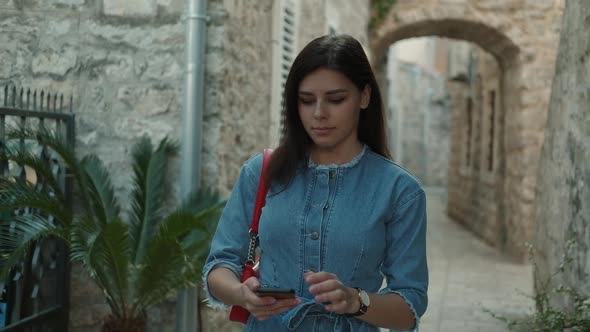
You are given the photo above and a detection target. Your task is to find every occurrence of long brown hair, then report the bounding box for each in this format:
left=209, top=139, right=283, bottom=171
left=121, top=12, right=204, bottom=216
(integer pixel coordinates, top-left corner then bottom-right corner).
left=266, top=34, right=390, bottom=187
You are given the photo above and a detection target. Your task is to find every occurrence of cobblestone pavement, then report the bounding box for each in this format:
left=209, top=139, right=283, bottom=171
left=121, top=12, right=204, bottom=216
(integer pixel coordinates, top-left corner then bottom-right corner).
left=383, top=187, right=535, bottom=332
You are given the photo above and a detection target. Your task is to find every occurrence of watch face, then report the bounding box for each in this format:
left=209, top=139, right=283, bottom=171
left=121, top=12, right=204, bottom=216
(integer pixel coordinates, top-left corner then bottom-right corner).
left=360, top=290, right=370, bottom=306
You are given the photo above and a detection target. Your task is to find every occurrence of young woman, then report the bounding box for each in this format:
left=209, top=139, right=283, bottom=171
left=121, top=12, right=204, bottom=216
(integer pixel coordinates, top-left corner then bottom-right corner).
left=203, top=34, right=428, bottom=332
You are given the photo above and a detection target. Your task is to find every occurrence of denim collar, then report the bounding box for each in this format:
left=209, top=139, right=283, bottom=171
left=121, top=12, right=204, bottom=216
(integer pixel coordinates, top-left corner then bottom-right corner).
left=307, top=144, right=368, bottom=170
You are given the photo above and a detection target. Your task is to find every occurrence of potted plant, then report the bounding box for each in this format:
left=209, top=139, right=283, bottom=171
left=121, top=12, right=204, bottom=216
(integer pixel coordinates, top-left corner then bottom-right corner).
left=0, top=127, right=224, bottom=331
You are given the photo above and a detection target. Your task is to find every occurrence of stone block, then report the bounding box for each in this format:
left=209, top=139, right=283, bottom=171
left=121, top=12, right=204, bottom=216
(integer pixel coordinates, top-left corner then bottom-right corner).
left=525, top=0, right=554, bottom=11
left=82, top=19, right=183, bottom=51
left=56, top=0, right=85, bottom=5
left=156, top=0, right=184, bottom=14
left=39, top=0, right=85, bottom=6
left=112, top=115, right=177, bottom=142
left=31, top=46, right=78, bottom=77
left=474, top=0, right=517, bottom=10
left=78, top=130, right=98, bottom=146
left=43, top=18, right=75, bottom=37
left=116, top=85, right=180, bottom=116
left=135, top=53, right=182, bottom=80
left=0, top=0, right=16, bottom=9
left=206, top=25, right=224, bottom=50
left=103, top=0, right=157, bottom=17
left=103, top=53, right=135, bottom=81
left=78, top=81, right=109, bottom=113
left=0, top=49, right=26, bottom=78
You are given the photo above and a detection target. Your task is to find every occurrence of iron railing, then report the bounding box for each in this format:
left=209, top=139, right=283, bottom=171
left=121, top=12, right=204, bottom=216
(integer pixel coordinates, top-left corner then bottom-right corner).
left=0, top=85, right=75, bottom=332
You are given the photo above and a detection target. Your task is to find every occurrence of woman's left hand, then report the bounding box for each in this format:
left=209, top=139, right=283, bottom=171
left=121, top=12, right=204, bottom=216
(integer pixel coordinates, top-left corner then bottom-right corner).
left=304, top=271, right=360, bottom=314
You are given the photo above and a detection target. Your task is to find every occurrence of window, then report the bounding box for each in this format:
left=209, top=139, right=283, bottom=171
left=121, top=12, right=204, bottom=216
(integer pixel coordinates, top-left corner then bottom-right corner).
left=488, top=90, right=496, bottom=172
left=270, top=0, right=298, bottom=146
left=465, top=97, right=473, bottom=167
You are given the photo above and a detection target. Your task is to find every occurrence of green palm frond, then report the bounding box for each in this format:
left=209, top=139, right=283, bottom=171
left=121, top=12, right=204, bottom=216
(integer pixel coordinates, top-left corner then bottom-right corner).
left=129, top=136, right=179, bottom=266
left=156, top=211, right=205, bottom=240
left=4, top=126, right=94, bottom=213
left=0, top=179, right=71, bottom=225
left=129, top=197, right=223, bottom=313
left=80, top=155, right=121, bottom=224
left=0, top=214, right=66, bottom=280
left=158, top=202, right=223, bottom=242
left=181, top=228, right=216, bottom=266
left=132, top=235, right=192, bottom=313
left=175, top=188, right=224, bottom=247
left=128, top=137, right=155, bottom=263
left=5, top=126, right=78, bottom=176
left=69, top=214, right=101, bottom=267
left=0, top=132, right=224, bottom=325
left=180, top=225, right=219, bottom=270
left=0, top=142, right=65, bottom=202
left=180, top=188, right=223, bottom=215
left=87, top=218, right=131, bottom=318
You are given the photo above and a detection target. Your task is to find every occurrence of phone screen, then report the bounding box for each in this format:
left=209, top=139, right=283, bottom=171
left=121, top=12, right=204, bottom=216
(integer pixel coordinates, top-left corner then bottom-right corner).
left=255, top=288, right=296, bottom=299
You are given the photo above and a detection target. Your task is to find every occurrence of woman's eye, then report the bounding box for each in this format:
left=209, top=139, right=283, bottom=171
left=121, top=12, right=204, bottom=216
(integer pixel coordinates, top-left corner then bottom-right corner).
left=329, top=98, right=345, bottom=104
left=299, top=99, right=315, bottom=105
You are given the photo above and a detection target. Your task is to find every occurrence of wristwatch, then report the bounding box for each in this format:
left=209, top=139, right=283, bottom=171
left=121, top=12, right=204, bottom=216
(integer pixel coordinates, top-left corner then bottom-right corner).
left=351, top=287, right=370, bottom=316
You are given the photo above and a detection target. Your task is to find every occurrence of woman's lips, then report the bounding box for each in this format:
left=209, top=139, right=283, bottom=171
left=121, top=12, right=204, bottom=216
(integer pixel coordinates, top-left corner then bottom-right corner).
left=312, top=127, right=334, bottom=135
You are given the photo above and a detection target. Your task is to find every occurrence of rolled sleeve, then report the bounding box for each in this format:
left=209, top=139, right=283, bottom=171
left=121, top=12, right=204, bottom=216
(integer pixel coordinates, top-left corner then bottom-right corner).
left=380, top=189, right=428, bottom=331
left=201, top=155, right=261, bottom=308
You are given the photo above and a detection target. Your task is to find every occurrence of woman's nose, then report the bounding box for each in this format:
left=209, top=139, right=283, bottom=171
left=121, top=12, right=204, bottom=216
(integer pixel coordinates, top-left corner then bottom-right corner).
left=313, top=100, right=326, bottom=119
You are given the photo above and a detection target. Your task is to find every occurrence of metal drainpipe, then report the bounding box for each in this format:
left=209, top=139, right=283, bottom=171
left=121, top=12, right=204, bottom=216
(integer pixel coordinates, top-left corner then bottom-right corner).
left=177, top=0, right=207, bottom=331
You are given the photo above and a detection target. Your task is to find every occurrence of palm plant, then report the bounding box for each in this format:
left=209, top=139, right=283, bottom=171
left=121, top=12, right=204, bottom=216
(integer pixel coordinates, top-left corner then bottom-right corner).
left=0, top=127, right=224, bottom=331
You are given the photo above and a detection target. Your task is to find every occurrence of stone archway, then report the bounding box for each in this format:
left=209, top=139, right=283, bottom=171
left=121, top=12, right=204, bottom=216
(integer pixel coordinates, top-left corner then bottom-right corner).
left=370, top=0, right=564, bottom=259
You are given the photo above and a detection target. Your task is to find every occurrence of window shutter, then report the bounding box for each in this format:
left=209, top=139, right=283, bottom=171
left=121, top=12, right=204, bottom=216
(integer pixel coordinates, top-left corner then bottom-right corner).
left=270, top=0, right=298, bottom=146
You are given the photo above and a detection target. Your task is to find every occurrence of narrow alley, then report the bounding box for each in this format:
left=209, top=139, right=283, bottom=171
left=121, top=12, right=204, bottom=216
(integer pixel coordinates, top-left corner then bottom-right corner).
left=405, top=188, right=534, bottom=332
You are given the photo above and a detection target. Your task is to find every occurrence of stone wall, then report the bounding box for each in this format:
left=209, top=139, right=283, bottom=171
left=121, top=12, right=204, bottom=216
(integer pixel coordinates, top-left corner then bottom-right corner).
left=297, top=0, right=370, bottom=51
left=297, top=0, right=326, bottom=50
left=324, top=0, right=370, bottom=53
left=447, top=48, right=508, bottom=248
left=199, top=0, right=274, bottom=331
left=534, top=0, right=590, bottom=309
left=0, top=0, right=188, bottom=330
left=387, top=59, right=450, bottom=187
left=203, top=0, right=274, bottom=196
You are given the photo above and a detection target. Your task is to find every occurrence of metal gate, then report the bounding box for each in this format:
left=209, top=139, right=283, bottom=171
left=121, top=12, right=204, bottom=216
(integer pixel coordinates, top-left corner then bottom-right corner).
left=0, top=86, right=75, bottom=332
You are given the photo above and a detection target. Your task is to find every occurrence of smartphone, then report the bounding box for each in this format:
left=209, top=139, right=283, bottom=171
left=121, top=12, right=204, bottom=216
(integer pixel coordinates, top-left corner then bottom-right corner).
left=255, top=287, right=296, bottom=299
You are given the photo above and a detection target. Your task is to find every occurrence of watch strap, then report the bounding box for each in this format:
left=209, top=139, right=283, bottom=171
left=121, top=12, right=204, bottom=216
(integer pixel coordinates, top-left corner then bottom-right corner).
left=351, top=287, right=368, bottom=316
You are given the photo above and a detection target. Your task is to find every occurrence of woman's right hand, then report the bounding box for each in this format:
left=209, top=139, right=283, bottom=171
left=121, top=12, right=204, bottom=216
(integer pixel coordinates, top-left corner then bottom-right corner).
left=239, top=277, right=301, bottom=321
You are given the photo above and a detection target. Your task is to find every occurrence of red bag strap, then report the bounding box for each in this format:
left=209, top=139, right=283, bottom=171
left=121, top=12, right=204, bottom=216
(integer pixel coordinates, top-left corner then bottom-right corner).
left=250, top=149, right=273, bottom=233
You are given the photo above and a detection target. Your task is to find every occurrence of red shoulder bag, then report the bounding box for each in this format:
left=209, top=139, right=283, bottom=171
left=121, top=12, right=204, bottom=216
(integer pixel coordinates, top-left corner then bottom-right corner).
left=229, top=149, right=273, bottom=323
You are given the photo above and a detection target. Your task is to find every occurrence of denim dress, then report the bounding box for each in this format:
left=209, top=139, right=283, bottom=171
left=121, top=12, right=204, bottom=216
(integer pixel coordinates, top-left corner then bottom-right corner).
left=203, top=146, right=428, bottom=331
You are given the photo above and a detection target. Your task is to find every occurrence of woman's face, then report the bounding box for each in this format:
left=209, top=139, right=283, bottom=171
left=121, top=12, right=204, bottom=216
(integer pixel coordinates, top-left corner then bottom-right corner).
left=298, top=67, right=370, bottom=154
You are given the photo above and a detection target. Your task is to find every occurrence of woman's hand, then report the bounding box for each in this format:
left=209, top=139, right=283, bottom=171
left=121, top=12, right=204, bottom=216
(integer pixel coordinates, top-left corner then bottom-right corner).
left=238, top=277, right=301, bottom=321
left=304, top=271, right=360, bottom=314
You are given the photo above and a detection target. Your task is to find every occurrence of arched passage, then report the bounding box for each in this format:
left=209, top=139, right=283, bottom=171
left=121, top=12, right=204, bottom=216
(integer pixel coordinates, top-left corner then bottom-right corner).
left=372, top=19, right=519, bottom=67
left=370, top=0, right=563, bottom=259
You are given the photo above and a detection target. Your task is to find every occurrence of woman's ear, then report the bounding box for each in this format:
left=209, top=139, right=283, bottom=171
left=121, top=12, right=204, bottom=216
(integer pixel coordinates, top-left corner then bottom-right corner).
left=360, top=85, right=371, bottom=110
